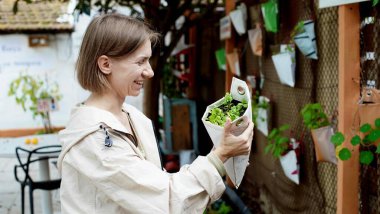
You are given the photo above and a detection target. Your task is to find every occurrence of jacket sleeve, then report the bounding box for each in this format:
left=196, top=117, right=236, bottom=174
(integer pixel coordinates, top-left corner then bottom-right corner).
left=63, top=133, right=226, bottom=214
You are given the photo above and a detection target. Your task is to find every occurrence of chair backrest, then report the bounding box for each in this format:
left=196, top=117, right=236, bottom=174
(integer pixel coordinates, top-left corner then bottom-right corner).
left=14, top=145, right=61, bottom=184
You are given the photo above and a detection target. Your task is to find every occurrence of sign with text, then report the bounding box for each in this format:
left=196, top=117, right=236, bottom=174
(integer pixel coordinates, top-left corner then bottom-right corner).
left=319, top=0, right=369, bottom=8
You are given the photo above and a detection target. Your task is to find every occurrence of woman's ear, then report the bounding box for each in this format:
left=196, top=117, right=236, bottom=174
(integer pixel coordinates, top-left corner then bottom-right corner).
left=97, top=55, right=112, bottom=75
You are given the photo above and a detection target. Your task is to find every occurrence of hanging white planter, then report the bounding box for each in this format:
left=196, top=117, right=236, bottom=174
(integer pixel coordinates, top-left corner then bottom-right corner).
left=229, top=3, right=247, bottom=35
left=280, top=151, right=299, bottom=184
left=256, top=96, right=270, bottom=136
left=279, top=139, right=300, bottom=185
left=294, top=20, right=318, bottom=60
left=272, top=45, right=296, bottom=87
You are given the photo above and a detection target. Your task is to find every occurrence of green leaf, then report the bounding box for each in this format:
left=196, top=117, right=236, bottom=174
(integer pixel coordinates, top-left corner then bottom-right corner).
left=264, top=144, right=273, bottom=154
left=363, top=135, right=372, bottom=145
left=375, top=118, right=380, bottom=128
left=360, top=151, right=374, bottom=165
left=367, top=130, right=380, bottom=143
left=278, top=137, right=289, bottom=145
left=350, top=135, right=361, bottom=146
left=376, top=145, right=380, bottom=154
left=373, top=0, right=379, bottom=6
left=331, top=132, right=345, bottom=146
left=338, top=148, right=352, bottom=161
left=303, top=111, right=312, bottom=123
left=279, top=124, right=290, bottom=132
left=268, top=129, right=279, bottom=139
left=360, top=124, right=372, bottom=133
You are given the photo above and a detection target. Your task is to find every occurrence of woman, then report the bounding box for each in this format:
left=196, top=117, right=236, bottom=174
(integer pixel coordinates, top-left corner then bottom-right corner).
left=57, top=13, right=254, bottom=214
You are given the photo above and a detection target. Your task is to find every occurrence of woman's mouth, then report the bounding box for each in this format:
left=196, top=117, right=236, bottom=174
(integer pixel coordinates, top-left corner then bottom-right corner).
left=134, top=80, right=144, bottom=86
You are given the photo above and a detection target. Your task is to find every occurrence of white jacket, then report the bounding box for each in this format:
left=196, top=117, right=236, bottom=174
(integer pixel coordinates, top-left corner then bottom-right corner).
left=57, top=104, right=226, bottom=214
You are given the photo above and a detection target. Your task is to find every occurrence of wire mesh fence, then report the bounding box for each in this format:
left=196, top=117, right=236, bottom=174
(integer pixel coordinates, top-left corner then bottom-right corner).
left=241, top=0, right=339, bottom=213
left=238, top=1, right=380, bottom=213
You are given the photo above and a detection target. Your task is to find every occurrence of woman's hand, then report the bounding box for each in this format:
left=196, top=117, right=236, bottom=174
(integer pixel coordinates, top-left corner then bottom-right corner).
left=213, top=117, right=254, bottom=163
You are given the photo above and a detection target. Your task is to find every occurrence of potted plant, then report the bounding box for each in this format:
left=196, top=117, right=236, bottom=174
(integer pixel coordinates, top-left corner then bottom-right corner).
left=301, top=103, right=337, bottom=164
left=254, top=95, right=270, bottom=136
left=293, top=20, right=318, bottom=60
left=271, top=44, right=296, bottom=87
left=8, top=73, right=62, bottom=134
left=265, top=124, right=300, bottom=184
left=331, top=118, right=380, bottom=165
left=202, top=77, right=252, bottom=188
left=206, top=92, right=248, bottom=126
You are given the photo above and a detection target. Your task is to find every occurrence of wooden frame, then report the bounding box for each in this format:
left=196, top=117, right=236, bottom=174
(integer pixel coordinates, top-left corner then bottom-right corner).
left=337, top=4, right=361, bottom=214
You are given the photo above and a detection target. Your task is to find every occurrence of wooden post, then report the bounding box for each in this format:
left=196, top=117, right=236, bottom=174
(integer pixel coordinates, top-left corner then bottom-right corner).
left=337, top=4, right=360, bottom=214
left=225, top=0, right=235, bottom=91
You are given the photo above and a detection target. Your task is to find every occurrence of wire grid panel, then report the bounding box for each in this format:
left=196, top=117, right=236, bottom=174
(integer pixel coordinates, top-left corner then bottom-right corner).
left=242, top=0, right=340, bottom=213
left=314, top=2, right=339, bottom=214
left=359, top=3, right=380, bottom=214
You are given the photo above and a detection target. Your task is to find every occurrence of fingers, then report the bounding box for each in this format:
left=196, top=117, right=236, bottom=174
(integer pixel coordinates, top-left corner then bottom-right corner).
left=223, top=117, right=233, bottom=134
left=241, top=121, right=254, bottom=138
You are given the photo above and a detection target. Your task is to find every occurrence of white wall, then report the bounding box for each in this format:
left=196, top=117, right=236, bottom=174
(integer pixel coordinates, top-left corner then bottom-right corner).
left=0, top=13, right=93, bottom=130
left=0, top=8, right=147, bottom=130
left=0, top=33, right=86, bottom=129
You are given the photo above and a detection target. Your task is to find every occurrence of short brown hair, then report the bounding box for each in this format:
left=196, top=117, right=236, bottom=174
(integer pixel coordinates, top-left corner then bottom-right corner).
left=76, top=13, right=160, bottom=93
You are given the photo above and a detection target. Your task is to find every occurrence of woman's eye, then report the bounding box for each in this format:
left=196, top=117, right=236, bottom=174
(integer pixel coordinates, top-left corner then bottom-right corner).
left=137, top=60, right=145, bottom=65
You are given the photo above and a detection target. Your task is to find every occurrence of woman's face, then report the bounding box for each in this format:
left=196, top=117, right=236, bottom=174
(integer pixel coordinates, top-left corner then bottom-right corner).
left=107, top=40, right=154, bottom=97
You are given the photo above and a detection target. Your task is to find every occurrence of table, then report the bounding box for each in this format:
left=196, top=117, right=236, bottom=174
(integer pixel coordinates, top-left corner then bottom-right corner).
left=0, top=134, right=60, bottom=214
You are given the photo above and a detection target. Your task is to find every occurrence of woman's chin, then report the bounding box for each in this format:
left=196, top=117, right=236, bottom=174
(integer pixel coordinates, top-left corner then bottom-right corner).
left=129, top=90, right=141, bottom=97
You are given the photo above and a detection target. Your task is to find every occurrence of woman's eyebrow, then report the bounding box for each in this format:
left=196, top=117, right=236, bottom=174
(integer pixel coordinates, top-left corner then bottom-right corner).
left=135, top=55, right=151, bottom=60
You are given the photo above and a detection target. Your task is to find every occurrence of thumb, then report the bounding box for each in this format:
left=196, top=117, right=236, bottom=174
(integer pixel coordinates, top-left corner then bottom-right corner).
left=223, top=117, right=233, bottom=134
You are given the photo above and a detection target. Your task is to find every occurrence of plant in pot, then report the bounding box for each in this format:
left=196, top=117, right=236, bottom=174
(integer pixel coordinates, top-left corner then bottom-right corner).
left=265, top=124, right=300, bottom=184
left=252, top=92, right=270, bottom=136
left=301, top=103, right=337, bottom=164
left=8, top=73, right=62, bottom=134
left=292, top=20, right=318, bottom=60
left=271, top=44, right=296, bottom=88
left=331, top=118, right=380, bottom=165
left=202, top=77, right=252, bottom=188
left=206, top=93, right=248, bottom=127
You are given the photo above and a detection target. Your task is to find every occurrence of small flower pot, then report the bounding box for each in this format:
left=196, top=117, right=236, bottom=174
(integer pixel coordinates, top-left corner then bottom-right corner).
left=311, top=126, right=337, bottom=164
left=279, top=139, right=300, bottom=184
left=248, top=27, right=262, bottom=56
left=294, top=20, right=318, bottom=60
left=201, top=77, right=252, bottom=188
left=256, top=96, right=270, bottom=136
left=272, top=45, right=296, bottom=87
left=280, top=150, right=299, bottom=184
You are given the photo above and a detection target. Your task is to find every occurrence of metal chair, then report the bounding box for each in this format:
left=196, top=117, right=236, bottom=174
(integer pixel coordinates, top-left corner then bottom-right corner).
left=14, top=145, right=61, bottom=214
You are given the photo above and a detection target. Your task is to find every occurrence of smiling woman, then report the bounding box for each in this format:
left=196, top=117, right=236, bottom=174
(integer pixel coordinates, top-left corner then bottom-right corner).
left=57, top=13, right=254, bottom=214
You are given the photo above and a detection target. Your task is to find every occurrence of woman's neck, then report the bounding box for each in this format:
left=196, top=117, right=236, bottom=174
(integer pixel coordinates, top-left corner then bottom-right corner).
left=85, top=92, right=125, bottom=116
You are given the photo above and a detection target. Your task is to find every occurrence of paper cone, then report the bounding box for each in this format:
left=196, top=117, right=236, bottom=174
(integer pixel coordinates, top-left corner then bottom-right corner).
left=280, top=150, right=299, bottom=184
left=248, top=28, right=263, bottom=56
left=256, top=96, right=270, bottom=136
left=294, top=20, right=318, bottom=59
left=230, top=4, right=247, bottom=35
left=272, top=45, right=296, bottom=87
left=201, top=77, right=252, bottom=188
left=226, top=50, right=240, bottom=76
left=311, top=126, right=337, bottom=164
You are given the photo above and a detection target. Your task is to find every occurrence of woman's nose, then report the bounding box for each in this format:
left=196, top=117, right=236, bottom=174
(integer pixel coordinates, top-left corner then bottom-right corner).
left=143, top=63, right=154, bottom=78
